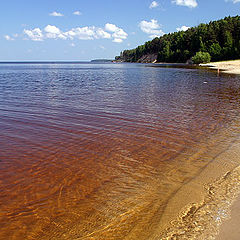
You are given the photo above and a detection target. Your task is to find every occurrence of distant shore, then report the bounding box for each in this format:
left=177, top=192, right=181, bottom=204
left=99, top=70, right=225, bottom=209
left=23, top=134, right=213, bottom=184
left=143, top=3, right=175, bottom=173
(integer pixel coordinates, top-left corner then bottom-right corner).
left=201, top=60, right=240, bottom=75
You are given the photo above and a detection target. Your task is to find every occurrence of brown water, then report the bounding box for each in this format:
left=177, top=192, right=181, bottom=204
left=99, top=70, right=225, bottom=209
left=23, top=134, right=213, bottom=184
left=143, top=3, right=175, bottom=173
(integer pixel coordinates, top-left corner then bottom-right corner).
left=0, top=63, right=240, bottom=239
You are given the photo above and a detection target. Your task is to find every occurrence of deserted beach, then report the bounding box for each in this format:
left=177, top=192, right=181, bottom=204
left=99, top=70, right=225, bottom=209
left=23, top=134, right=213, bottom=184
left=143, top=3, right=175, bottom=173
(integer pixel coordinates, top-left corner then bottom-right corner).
left=201, top=60, right=240, bottom=75
left=1, top=1, right=240, bottom=240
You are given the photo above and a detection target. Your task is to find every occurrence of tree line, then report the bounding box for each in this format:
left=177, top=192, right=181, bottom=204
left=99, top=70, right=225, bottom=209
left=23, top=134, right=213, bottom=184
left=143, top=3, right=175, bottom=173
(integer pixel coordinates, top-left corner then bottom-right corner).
left=115, top=16, right=240, bottom=63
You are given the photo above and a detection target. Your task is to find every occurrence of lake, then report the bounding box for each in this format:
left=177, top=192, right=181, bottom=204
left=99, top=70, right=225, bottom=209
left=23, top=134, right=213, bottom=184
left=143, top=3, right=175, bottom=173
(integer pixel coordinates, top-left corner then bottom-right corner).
left=0, top=63, right=240, bottom=239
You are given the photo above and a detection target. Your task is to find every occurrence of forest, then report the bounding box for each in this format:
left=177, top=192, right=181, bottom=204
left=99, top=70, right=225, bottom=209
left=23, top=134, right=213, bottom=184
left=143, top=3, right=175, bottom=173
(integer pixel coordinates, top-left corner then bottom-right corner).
left=115, top=16, right=240, bottom=63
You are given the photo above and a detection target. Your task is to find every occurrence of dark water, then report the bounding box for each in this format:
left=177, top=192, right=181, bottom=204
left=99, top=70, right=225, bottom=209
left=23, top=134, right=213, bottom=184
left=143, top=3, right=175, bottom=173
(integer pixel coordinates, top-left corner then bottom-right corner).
left=0, top=63, right=240, bottom=239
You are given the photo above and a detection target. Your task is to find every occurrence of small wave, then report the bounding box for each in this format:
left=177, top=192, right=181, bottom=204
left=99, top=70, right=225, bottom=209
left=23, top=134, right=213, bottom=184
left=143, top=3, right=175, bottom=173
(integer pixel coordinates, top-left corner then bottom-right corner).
left=159, top=165, right=240, bottom=240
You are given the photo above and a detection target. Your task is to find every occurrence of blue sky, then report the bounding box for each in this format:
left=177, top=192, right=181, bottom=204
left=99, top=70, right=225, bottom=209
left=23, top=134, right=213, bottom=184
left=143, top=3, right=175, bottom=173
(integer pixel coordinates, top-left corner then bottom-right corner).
left=0, top=0, right=239, bottom=61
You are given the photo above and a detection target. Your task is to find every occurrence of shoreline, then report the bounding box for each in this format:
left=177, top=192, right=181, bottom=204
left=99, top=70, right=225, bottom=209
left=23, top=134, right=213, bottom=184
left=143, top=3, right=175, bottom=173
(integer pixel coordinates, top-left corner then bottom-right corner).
left=215, top=194, right=240, bottom=240
left=127, top=59, right=240, bottom=239
left=154, top=123, right=240, bottom=239
left=200, top=60, right=240, bottom=75
left=148, top=59, right=240, bottom=76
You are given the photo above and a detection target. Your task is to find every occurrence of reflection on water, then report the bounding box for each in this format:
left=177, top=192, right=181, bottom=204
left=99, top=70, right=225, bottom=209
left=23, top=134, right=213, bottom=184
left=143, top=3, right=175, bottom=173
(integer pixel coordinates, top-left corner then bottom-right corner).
left=0, top=63, right=240, bottom=239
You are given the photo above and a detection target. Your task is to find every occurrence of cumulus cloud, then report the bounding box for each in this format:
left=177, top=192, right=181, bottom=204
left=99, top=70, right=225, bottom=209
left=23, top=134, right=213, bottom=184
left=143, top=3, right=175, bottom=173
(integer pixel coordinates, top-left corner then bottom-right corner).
left=24, top=28, right=44, bottom=41
left=172, top=0, right=198, bottom=8
left=176, top=25, right=190, bottom=31
left=105, top=23, right=128, bottom=43
left=44, top=25, right=67, bottom=39
left=73, top=11, right=82, bottom=15
left=139, top=19, right=164, bottom=38
left=112, top=29, right=127, bottom=40
left=49, top=11, right=64, bottom=17
left=23, top=24, right=126, bottom=43
left=64, top=27, right=111, bottom=40
left=105, top=23, right=119, bottom=32
left=149, top=1, right=159, bottom=8
left=4, top=35, right=14, bottom=41
left=65, top=27, right=96, bottom=40
left=95, top=28, right=111, bottom=39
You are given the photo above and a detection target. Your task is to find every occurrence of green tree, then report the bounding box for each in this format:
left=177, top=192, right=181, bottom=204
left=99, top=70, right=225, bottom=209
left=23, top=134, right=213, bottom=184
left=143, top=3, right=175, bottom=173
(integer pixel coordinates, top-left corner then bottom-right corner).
left=192, top=52, right=211, bottom=64
left=162, top=41, right=170, bottom=61
left=199, top=37, right=207, bottom=52
left=209, top=43, right=222, bottom=61
left=183, top=50, right=191, bottom=62
left=223, top=31, right=234, bottom=59
left=116, top=16, right=240, bottom=63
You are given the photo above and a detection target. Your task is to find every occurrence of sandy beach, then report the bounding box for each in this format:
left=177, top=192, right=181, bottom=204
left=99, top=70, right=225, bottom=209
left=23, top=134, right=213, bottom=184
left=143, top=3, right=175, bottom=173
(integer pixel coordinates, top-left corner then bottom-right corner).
left=200, top=59, right=240, bottom=240
left=158, top=136, right=240, bottom=240
left=201, top=60, right=240, bottom=74
left=215, top=194, right=240, bottom=240
left=211, top=60, right=240, bottom=239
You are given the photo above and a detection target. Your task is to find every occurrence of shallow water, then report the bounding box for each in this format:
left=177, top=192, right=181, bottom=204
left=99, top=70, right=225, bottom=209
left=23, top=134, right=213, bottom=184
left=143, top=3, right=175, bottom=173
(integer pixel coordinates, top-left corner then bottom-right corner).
left=0, top=63, right=240, bottom=239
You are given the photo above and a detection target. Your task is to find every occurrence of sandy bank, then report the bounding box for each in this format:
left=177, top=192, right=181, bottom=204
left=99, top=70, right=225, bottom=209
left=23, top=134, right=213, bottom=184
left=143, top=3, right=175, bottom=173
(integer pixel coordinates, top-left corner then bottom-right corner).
left=201, top=60, right=240, bottom=74
left=215, top=194, right=240, bottom=240
left=156, top=130, right=240, bottom=239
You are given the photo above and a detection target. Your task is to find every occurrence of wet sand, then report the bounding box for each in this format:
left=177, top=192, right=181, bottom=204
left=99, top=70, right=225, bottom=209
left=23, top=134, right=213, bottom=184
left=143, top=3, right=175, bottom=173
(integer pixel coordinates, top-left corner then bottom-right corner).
left=216, top=195, right=240, bottom=240
left=200, top=59, right=240, bottom=239
left=156, top=132, right=240, bottom=239
left=201, top=60, right=240, bottom=75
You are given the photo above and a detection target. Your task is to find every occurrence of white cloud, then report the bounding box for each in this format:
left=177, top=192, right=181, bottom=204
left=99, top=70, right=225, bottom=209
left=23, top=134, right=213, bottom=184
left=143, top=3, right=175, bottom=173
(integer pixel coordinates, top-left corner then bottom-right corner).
left=176, top=25, right=190, bottom=31
left=226, top=0, right=240, bottom=3
left=23, top=28, right=43, bottom=41
left=49, top=11, right=64, bottom=17
left=73, top=11, right=82, bottom=15
left=65, top=27, right=95, bottom=40
left=96, top=28, right=111, bottom=39
left=112, top=29, right=127, bottom=39
left=44, top=25, right=61, bottom=34
left=4, top=35, right=14, bottom=41
left=63, top=30, right=76, bottom=39
left=65, top=27, right=111, bottom=40
left=149, top=1, right=159, bottom=8
left=105, top=23, right=128, bottom=43
left=44, top=25, right=67, bottom=39
left=139, top=19, right=164, bottom=38
left=70, top=43, right=75, bottom=47
left=105, top=23, right=119, bottom=32
left=23, top=24, right=126, bottom=43
left=172, top=0, right=198, bottom=8
left=44, top=25, right=66, bottom=39
left=113, top=38, right=123, bottom=43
